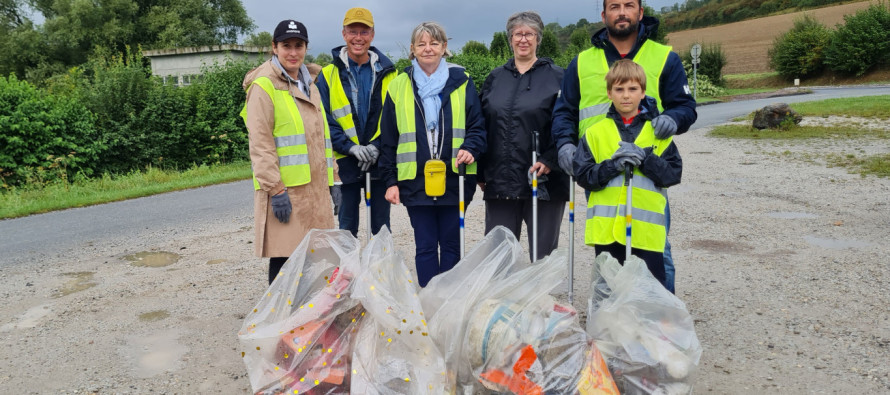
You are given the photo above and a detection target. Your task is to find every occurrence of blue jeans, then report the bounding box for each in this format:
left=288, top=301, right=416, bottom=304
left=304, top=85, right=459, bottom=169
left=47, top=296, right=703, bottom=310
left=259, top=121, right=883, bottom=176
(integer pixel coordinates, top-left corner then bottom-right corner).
left=406, top=205, right=461, bottom=288
left=338, top=179, right=391, bottom=237
left=664, top=198, right=675, bottom=294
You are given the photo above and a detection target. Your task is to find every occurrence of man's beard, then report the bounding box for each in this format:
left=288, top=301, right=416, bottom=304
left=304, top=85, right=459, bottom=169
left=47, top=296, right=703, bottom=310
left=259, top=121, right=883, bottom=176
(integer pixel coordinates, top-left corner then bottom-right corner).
left=607, top=17, right=638, bottom=39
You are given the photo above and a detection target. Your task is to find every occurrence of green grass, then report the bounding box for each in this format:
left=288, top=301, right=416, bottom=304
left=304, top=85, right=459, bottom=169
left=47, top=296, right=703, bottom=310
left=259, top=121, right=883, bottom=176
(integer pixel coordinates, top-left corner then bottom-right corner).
left=709, top=124, right=889, bottom=140
left=0, top=161, right=252, bottom=219
left=793, top=95, right=890, bottom=119
left=828, top=153, right=890, bottom=178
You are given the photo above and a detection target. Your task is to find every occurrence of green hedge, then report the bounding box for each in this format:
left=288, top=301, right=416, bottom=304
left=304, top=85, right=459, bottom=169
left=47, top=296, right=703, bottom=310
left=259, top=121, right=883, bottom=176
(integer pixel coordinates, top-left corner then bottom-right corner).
left=824, top=4, right=890, bottom=76
left=768, top=15, right=831, bottom=80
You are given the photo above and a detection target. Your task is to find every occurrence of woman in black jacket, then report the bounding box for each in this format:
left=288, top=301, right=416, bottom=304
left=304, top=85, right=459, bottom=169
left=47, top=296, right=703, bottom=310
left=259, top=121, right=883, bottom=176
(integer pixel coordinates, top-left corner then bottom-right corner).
left=479, top=11, right=568, bottom=262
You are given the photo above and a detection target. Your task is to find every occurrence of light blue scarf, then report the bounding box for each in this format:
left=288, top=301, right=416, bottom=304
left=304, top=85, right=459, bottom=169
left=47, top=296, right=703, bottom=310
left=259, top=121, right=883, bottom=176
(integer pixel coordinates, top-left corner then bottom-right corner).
left=411, top=58, right=449, bottom=131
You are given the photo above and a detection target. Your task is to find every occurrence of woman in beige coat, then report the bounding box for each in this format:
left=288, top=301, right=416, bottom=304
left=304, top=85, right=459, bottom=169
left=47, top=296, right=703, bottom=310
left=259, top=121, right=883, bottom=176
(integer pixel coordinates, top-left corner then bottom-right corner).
left=241, top=19, right=335, bottom=284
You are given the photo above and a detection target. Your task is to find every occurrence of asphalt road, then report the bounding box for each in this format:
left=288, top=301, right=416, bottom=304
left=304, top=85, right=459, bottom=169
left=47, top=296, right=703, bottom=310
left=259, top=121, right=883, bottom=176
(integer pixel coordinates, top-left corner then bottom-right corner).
left=2, top=85, right=888, bottom=266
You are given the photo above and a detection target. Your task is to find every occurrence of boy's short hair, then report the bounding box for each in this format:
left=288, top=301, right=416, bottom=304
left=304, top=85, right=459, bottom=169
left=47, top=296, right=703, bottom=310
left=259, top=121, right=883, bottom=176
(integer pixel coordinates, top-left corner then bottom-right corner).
left=605, top=59, right=647, bottom=91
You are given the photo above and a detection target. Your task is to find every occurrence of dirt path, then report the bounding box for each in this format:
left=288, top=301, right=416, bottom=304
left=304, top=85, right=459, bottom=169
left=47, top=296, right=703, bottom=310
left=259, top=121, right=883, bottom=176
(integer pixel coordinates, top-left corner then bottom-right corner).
left=1, top=119, right=889, bottom=393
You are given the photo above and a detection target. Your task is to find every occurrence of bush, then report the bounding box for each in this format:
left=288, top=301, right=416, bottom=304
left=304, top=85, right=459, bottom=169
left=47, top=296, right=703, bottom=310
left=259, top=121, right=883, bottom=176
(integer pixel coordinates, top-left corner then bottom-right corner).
left=448, top=53, right=508, bottom=88
left=824, top=3, right=890, bottom=76
left=768, top=14, right=832, bottom=80
left=681, top=42, right=727, bottom=85
left=461, top=40, right=489, bottom=56
left=538, top=29, right=561, bottom=60
left=0, top=74, right=101, bottom=188
left=683, top=60, right=725, bottom=97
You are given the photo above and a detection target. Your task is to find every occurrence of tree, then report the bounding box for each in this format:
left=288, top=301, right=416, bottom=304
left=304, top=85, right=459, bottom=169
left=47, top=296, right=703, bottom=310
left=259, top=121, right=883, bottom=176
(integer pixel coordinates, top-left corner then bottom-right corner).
left=1, top=0, right=255, bottom=81
left=489, top=32, right=510, bottom=58
left=569, top=27, right=590, bottom=50
left=768, top=15, right=831, bottom=80
left=824, top=4, right=890, bottom=76
left=244, top=31, right=273, bottom=48
left=461, top=40, right=488, bottom=56
left=538, top=29, right=560, bottom=59
left=314, top=53, right=333, bottom=67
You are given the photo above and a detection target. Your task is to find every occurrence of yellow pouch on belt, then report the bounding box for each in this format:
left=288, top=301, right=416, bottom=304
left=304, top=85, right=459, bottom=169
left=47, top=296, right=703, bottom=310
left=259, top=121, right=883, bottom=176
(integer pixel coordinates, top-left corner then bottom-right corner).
left=424, top=159, right=447, bottom=197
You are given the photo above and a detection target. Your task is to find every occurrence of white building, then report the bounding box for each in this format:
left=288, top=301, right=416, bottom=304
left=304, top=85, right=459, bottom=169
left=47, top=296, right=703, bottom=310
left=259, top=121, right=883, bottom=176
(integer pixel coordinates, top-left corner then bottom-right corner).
left=143, top=45, right=269, bottom=86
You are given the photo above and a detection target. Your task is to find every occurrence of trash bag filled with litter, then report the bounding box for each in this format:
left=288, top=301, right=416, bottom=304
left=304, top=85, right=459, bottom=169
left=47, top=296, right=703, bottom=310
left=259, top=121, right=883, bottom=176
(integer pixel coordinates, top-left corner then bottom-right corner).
left=350, top=227, right=452, bottom=394
left=421, top=226, right=619, bottom=394
left=238, top=230, right=365, bottom=395
left=587, top=252, right=703, bottom=395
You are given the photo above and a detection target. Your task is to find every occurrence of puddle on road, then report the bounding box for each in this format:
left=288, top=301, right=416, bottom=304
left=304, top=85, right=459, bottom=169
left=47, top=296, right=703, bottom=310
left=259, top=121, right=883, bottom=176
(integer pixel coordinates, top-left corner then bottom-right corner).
left=138, top=310, right=170, bottom=322
left=690, top=239, right=751, bottom=254
left=0, top=304, right=53, bottom=332
left=206, top=259, right=227, bottom=265
left=54, top=272, right=98, bottom=297
left=124, top=251, right=180, bottom=267
left=766, top=211, right=818, bottom=219
left=803, top=236, right=873, bottom=250
left=120, top=329, right=188, bottom=378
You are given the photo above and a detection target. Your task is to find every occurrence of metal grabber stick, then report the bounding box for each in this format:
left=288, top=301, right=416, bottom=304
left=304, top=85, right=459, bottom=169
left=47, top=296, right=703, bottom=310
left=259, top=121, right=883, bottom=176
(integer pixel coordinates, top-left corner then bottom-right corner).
left=459, top=163, right=467, bottom=259
left=531, top=131, right=539, bottom=263
left=625, top=164, right=634, bottom=258
left=365, top=171, right=371, bottom=242
left=568, top=174, right=575, bottom=304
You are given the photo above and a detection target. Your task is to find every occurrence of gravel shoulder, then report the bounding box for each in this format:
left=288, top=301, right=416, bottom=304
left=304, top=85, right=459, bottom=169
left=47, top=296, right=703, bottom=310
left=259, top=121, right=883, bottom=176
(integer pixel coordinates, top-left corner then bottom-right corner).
left=1, top=118, right=889, bottom=394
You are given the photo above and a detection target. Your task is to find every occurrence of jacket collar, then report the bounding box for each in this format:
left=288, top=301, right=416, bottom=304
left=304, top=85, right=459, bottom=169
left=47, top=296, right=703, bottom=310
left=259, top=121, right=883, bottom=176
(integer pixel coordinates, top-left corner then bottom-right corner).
left=331, top=45, right=395, bottom=72
left=606, top=95, right=659, bottom=124
left=591, top=15, right=660, bottom=57
left=504, top=57, right=553, bottom=74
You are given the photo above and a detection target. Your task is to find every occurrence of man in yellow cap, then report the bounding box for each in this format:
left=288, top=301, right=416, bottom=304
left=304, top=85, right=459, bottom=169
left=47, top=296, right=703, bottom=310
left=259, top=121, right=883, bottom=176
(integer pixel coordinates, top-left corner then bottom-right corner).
left=317, top=8, right=398, bottom=238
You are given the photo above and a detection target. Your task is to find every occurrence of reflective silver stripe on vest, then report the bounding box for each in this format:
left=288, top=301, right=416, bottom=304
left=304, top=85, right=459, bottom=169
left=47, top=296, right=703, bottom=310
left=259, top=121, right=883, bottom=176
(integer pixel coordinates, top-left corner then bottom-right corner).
left=332, top=106, right=351, bottom=120
left=579, top=103, right=611, bottom=122
left=397, top=131, right=417, bottom=164
left=586, top=204, right=666, bottom=226
left=274, top=134, right=307, bottom=147
left=451, top=128, right=466, bottom=157
left=279, top=154, right=310, bottom=167
left=324, top=133, right=334, bottom=169
left=632, top=174, right=668, bottom=198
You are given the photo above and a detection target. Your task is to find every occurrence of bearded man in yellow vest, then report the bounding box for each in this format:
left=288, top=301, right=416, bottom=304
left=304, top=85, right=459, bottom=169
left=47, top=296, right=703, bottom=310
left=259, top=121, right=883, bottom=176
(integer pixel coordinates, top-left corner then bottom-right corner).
left=574, top=59, right=682, bottom=285
left=317, top=7, right=397, bottom=238
left=551, top=0, right=696, bottom=293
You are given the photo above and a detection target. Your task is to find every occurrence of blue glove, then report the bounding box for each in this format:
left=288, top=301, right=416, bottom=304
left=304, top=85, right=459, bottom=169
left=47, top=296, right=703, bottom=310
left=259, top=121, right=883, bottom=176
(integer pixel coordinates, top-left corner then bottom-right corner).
left=652, top=115, right=678, bottom=139
left=558, top=144, right=576, bottom=175
left=611, top=141, right=645, bottom=168
left=270, top=191, right=292, bottom=224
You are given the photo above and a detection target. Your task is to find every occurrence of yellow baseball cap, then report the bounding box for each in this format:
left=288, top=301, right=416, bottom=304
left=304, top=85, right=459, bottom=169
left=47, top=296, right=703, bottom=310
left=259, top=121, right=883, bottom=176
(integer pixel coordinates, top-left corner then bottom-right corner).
left=343, top=7, right=373, bottom=27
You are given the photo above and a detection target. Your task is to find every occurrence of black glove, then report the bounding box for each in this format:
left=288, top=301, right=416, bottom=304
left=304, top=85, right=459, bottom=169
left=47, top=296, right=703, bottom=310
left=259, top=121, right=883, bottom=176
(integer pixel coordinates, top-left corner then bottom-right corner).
left=330, top=185, right=342, bottom=215
left=270, top=191, right=292, bottom=223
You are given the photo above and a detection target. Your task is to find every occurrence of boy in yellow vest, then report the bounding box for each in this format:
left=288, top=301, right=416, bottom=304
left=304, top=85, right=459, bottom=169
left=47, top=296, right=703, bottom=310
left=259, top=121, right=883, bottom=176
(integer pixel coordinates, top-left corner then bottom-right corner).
left=573, top=59, right=681, bottom=286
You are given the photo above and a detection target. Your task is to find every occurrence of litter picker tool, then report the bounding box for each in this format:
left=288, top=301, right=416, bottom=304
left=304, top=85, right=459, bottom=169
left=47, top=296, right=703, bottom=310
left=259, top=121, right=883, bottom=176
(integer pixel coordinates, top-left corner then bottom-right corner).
left=459, top=163, right=467, bottom=259
left=365, top=171, right=372, bottom=242
left=568, top=174, right=575, bottom=304
left=531, top=130, right=539, bottom=262
left=625, top=164, right=634, bottom=258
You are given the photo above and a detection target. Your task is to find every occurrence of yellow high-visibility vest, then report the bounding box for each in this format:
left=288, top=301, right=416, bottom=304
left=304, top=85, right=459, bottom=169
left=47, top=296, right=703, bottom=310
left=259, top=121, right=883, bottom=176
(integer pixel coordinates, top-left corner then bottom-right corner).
left=583, top=119, right=672, bottom=252
left=576, top=40, right=671, bottom=138
left=386, top=71, right=476, bottom=181
left=320, top=64, right=396, bottom=159
left=240, top=76, right=334, bottom=189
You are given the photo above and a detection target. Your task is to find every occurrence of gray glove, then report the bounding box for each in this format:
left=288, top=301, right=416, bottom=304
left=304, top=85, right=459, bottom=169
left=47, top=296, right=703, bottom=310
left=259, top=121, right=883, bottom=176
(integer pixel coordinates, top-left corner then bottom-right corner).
left=611, top=141, right=645, bottom=168
left=349, top=145, right=370, bottom=162
left=652, top=114, right=678, bottom=139
left=558, top=144, right=576, bottom=176
left=359, top=145, right=379, bottom=171
left=528, top=171, right=550, bottom=201
left=330, top=185, right=342, bottom=215
left=270, top=191, right=292, bottom=223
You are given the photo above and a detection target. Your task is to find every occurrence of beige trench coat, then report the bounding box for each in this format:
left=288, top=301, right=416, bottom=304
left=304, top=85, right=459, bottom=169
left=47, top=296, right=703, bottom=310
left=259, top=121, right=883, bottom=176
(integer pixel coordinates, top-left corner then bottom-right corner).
left=242, top=59, right=334, bottom=258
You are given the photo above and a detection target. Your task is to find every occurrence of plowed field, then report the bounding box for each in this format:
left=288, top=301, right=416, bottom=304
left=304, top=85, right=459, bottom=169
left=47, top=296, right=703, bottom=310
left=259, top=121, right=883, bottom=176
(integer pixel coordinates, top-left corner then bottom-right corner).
left=666, top=0, right=880, bottom=74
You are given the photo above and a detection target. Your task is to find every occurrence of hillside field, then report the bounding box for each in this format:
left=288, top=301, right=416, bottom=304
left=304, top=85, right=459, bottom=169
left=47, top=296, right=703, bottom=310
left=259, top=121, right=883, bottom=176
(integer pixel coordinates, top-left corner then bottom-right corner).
left=665, top=0, right=879, bottom=74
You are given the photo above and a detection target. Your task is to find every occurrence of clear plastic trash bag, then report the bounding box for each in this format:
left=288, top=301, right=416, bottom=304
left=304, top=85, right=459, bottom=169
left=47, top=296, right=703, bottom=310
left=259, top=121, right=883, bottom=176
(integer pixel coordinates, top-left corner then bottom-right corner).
left=238, top=229, right=365, bottom=395
left=587, top=252, right=702, bottom=395
left=350, top=227, right=452, bottom=394
left=421, top=226, right=619, bottom=394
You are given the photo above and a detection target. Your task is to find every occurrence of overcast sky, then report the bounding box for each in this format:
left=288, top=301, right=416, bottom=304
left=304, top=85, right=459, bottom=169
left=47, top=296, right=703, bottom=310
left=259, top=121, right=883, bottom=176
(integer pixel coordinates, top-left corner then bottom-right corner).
left=241, top=0, right=678, bottom=59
